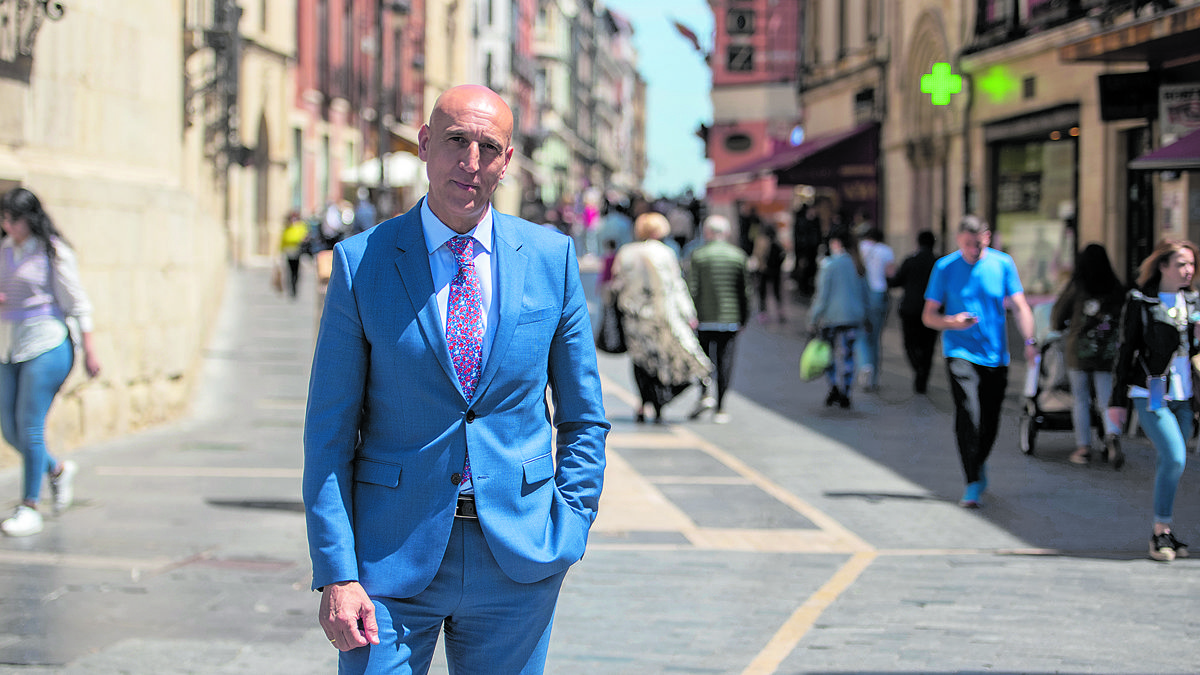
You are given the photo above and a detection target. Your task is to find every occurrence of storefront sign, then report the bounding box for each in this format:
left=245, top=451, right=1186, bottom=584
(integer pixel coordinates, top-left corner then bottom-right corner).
left=1159, top=83, right=1200, bottom=145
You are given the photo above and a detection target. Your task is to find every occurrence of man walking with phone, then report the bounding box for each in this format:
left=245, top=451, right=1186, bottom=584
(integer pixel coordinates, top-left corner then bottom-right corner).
left=922, top=215, right=1037, bottom=508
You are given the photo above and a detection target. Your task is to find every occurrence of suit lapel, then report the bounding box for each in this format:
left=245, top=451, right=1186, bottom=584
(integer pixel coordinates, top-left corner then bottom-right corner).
left=393, top=201, right=462, bottom=395
left=475, top=213, right=527, bottom=400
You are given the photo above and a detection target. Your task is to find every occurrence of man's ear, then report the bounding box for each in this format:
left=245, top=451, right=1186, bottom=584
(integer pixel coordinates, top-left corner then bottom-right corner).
left=498, top=146, right=515, bottom=179
left=417, top=125, right=430, bottom=161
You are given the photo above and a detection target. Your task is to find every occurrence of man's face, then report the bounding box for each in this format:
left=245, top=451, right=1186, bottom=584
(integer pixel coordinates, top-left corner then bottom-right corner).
left=418, top=86, right=514, bottom=233
left=957, top=229, right=990, bottom=264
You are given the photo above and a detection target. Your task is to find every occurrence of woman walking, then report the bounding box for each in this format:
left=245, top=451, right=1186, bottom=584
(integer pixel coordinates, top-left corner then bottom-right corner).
left=1108, top=239, right=1199, bottom=561
left=0, top=188, right=101, bottom=537
left=611, top=212, right=712, bottom=423
left=806, top=226, right=868, bottom=408
left=1051, top=243, right=1126, bottom=466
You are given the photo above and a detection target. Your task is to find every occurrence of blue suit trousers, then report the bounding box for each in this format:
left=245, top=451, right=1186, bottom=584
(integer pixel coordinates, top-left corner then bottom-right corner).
left=339, top=518, right=567, bottom=675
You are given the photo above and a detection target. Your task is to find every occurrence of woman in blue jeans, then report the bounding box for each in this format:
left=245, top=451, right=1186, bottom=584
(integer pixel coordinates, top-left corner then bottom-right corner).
left=0, top=188, right=101, bottom=537
left=807, top=227, right=868, bottom=408
left=1051, top=244, right=1127, bottom=466
left=1108, top=239, right=1200, bottom=562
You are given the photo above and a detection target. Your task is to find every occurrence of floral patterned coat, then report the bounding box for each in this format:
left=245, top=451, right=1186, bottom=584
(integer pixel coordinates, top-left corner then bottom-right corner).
left=611, top=239, right=713, bottom=386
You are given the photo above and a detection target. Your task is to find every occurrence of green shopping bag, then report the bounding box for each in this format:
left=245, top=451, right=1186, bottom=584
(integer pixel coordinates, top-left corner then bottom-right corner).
left=799, top=337, right=832, bottom=381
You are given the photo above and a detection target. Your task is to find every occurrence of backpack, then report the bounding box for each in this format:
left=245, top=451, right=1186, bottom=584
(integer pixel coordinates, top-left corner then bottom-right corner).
left=1074, top=296, right=1121, bottom=367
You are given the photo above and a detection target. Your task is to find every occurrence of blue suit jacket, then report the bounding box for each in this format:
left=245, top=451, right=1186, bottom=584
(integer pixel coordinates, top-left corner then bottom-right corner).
left=303, top=200, right=609, bottom=598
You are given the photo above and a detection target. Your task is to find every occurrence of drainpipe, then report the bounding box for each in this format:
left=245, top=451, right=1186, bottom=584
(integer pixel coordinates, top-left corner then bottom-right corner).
left=958, top=52, right=975, bottom=225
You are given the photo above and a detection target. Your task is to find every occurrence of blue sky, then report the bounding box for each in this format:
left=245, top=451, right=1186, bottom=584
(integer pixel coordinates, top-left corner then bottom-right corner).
left=603, top=0, right=713, bottom=198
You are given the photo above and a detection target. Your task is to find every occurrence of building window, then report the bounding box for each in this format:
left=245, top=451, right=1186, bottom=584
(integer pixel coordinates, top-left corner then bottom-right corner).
left=290, top=128, right=303, bottom=211
left=317, top=0, right=329, bottom=94
left=976, top=0, right=1015, bottom=34
left=727, top=44, right=754, bottom=72
left=855, top=88, right=876, bottom=123
left=724, top=133, right=753, bottom=152
left=727, top=9, right=755, bottom=35
left=838, top=0, right=847, bottom=59
left=992, top=135, right=1077, bottom=295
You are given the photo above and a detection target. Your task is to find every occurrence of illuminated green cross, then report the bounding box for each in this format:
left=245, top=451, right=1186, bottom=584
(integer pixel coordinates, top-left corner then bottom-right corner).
left=921, top=62, right=962, bottom=106
left=977, top=65, right=1020, bottom=103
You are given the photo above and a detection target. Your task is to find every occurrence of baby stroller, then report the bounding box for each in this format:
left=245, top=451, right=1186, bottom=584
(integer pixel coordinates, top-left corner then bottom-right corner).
left=1017, top=306, right=1103, bottom=455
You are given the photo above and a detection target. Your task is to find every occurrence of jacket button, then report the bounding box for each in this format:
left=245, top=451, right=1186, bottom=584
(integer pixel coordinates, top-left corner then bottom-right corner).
left=466, top=410, right=476, bottom=423
left=451, top=473, right=462, bottom=485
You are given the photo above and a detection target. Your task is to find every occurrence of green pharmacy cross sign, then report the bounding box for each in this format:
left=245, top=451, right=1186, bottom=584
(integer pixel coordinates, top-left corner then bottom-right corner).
left=921, top=63, right=962, bottom=106
left=978, top=65, right=1020, bottom=103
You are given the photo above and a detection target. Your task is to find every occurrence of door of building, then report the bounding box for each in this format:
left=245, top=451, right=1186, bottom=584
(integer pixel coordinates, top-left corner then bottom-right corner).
left=1125, top=127, right=1155, bottom=285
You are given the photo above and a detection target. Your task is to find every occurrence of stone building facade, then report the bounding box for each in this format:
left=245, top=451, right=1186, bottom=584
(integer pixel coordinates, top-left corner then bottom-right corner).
left=0, top=1, right=247, bottom=465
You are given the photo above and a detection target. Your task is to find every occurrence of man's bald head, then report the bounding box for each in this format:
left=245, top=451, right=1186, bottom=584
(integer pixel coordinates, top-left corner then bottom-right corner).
left=429, top=85, right=514, bottom=149
left=418, top=85, right=516, bottom=233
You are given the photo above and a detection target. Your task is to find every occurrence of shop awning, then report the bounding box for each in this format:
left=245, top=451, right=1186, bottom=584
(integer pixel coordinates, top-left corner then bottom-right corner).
left=341, top=152, right=423, bottom=187
left=1129, top=126, right=1200, bottom=171
left=721, top=122, right=878, bottom=185
left=1059, top=4, right=1200, bottom=63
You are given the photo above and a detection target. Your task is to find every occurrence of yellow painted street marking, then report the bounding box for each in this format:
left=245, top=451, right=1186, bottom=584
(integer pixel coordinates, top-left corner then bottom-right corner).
left=645, top=476, right=754, bottom=485
left=594, top=451, right=695, bottom=534
left=672, top=426, right=874, bottom=553
left=741, top=551, right=878, bottom=675
left=684, top=528, right=858, bottom=553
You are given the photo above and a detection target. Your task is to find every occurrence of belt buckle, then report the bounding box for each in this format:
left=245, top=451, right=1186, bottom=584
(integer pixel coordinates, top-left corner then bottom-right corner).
left=455, top=494, right=478, bottom=520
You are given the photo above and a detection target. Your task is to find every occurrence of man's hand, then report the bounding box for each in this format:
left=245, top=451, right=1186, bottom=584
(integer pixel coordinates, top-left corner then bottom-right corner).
left=1023, top=341, right=1039, bottom=364
left=948, top=312, right=978, bottom=331
left=320, top=581, right=380, bottom=651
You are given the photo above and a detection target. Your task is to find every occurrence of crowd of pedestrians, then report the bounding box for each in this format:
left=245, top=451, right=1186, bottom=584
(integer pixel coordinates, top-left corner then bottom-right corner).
left=594, top=196, right=1200, bottom=564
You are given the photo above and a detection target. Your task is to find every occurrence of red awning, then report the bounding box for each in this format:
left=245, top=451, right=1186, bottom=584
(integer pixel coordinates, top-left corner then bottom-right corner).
left=1129, top=126, right=1200, bottom=171
left=720, top=123, right=878, bottom=178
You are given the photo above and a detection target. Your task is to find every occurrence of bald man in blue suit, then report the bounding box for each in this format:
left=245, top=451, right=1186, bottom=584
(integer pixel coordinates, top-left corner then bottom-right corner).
left=303, top=85, right=609, bottom=674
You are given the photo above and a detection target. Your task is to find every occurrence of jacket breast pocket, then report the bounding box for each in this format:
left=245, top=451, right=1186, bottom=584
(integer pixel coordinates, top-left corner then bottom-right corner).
left=517, top=306, right=558, bottom=325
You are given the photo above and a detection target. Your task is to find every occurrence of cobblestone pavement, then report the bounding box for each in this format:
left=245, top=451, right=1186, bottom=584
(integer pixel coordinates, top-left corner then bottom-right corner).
left=0, top=262, right=1198, bottom=674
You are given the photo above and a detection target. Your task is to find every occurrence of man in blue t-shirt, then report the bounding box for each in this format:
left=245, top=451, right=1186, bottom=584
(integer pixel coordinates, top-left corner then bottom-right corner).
left=923, top=215, right=1037, bottom=508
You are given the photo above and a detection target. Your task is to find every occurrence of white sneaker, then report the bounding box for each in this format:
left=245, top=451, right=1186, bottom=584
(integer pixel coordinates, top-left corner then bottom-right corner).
left=1, top=505, right=43, bottom=537
left=688, top=397, right=716, bottom=420
left=50, top=460, right=77, bottom=514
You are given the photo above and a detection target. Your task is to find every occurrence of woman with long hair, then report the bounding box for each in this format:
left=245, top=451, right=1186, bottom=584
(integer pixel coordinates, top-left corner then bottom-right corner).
left=1108, top=239, right=1200, bottom=561
left=0, top=188, right=101, bottom=537
left=806, top=226, right=868, bottom=408
left=611, top=212, right=712, bottom=423
left=1051, top=243, right=1127, bottom=466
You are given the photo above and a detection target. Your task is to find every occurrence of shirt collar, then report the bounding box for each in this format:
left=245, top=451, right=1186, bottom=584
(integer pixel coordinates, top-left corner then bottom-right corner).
left=420, top=199, right=494, bottom=255
left=2, top=236, right=45, bottom=255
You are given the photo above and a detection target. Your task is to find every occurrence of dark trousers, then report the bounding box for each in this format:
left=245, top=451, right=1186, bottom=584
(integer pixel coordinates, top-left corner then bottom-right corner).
left=632, top=363, right=690, bottom=418
left=946, top=358, right=1008, bottom=485
left=758, top=272, right=782, bottom=313
left=697, top=329, right=739, bottom=410
left=286, top=256, right=301, bottom=297
left=900, top=312, right=938, bottom=392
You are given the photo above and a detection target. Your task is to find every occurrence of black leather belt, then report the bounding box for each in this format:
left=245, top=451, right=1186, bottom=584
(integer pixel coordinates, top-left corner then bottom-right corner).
left=455, top=493, right=478, bottom=519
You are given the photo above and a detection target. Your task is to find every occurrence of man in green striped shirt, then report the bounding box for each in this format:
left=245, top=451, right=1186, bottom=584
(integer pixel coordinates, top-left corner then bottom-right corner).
left=686, top=215, right=753, bottom=423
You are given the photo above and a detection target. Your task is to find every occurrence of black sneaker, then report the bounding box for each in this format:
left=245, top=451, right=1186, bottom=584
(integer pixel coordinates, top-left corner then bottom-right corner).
left=1165, top=531, right=1189, bottom=559
left=1105, top=434, right=1125, bottom=470
left=1151, top=532, right=1177, bottom=561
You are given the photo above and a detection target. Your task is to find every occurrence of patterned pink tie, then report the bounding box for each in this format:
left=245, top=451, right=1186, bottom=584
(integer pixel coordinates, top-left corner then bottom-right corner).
left=446, top=236, right=482, bottom=487
left=446, top=236, right=483, bottom=399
